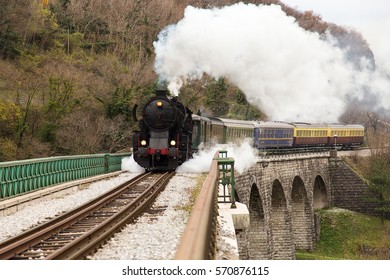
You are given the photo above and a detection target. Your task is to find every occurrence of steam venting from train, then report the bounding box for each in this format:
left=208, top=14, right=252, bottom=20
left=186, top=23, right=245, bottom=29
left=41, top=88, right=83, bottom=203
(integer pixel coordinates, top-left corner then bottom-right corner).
left=153, top=3, right=390, bottom=123
left=122, top=140, right=257, bottom=174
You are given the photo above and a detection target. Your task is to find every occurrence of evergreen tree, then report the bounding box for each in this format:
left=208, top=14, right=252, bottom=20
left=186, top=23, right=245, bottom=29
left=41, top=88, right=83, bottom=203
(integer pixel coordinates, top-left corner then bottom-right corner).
left=205, top=78, right=229, bottom=116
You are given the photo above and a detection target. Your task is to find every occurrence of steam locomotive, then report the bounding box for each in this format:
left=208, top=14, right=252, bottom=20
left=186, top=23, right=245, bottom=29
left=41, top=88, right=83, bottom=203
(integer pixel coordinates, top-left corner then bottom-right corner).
left=133, top=88, right=365, bottom=171
left=132, top=87, right=193, bottom=171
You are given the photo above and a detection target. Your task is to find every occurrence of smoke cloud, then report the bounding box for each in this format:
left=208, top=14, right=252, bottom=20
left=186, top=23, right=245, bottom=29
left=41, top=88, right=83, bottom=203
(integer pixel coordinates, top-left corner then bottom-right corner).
left=153, top=3, right=390, bottom=122
left=176, top=139, right=257, bottom=174
left=121, top=155, right=145, bottom=173
left=122, top=142, right=256, bottom=174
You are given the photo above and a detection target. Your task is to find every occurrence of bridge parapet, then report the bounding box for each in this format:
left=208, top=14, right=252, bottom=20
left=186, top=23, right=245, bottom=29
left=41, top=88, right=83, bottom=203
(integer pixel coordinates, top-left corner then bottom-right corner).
left=0, top=153, right=130, bottom=199
left=258, top=151, right=330, bottom=161
left=175, top=150, right=250, bottom=260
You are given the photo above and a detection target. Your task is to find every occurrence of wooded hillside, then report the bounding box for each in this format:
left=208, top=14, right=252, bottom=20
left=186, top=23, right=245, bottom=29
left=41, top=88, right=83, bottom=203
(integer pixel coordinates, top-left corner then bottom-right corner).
left=0, top=0, right=377, bottom=160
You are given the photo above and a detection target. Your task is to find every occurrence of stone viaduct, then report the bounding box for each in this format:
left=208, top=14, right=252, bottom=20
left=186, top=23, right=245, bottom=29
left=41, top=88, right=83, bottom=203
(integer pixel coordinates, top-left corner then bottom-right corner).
left=232, top=151, right=375, bottom=260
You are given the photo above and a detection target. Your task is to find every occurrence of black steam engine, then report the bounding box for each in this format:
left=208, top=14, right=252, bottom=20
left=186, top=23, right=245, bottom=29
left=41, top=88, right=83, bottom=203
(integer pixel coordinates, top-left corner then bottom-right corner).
left=132, top=87, right=193, bottom=171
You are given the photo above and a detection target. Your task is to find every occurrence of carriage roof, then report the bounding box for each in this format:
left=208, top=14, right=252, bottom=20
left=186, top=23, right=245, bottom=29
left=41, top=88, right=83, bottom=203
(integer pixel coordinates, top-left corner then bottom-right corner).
left=254, top=121, right=294, bottom=129
left=209, top=117, right=224, bottom=126
left=291, top=123, right=364, bottom=130
left=191, top=114, right=210, bottom=122
left=327, top=124, right=364, bottom=130
left=216, top=118, right=255, bottom=128
left=291, top=123, right=329, bottom=129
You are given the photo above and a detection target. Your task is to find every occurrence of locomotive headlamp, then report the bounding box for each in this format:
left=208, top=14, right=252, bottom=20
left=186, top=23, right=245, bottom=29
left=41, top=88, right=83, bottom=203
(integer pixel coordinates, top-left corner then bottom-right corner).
left=156, top=101, right=163, bottom=107
left=170, top=140, right=176, bottom=146
left=141, top=140, right=147, bottom=146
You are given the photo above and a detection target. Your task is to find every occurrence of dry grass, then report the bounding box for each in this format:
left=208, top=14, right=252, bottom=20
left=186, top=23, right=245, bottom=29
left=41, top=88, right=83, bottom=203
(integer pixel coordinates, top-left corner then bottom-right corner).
left=297, top=209, right=390, bottom=260
left=175, top=173, right=207, bottom=215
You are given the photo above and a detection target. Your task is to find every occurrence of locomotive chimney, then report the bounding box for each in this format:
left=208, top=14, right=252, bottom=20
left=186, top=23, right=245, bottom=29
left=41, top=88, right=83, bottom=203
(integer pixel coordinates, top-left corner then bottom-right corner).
left=156, top=84, right=168, bottom=97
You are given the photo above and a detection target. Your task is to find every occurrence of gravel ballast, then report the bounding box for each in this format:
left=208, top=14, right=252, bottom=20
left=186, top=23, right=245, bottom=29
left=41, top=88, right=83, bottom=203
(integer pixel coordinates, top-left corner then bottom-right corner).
left=90, top=173, right=198, bottom=260
left=0, top=172, right=199, bottom=260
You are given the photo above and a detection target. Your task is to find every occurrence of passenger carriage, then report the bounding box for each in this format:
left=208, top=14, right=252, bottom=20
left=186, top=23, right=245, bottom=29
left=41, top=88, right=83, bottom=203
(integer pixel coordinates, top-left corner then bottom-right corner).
left=215, top=118, right=254, bottom=144
left=191, top=114, right=211, bottom=150
left=254, top=121, right=294, bottom=149
left=209, top=117, right=225, bottom=144
left=292, top=123, right=329, bottom=147
left=327, top=124, right=364, bottom=148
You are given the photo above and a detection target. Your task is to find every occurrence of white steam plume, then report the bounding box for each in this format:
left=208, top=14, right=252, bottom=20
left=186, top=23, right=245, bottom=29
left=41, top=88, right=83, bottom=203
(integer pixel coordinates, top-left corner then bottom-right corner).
left=153, top=3, right=390, bottom=122
left=176, top=140, right=257, bottom=174
left=121, top=155, right=145, bottom=173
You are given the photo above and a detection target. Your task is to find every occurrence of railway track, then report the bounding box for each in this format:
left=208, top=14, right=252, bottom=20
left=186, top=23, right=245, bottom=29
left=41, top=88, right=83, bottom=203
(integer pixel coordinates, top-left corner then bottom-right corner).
left=0, top=171, right=174, bottom=260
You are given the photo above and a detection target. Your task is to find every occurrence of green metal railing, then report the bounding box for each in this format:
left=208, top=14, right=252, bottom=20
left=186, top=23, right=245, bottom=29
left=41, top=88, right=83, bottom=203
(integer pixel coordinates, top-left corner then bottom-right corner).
left=0, top=153, right=131, bottom=199
left=215, top=150, right=236, bottom=209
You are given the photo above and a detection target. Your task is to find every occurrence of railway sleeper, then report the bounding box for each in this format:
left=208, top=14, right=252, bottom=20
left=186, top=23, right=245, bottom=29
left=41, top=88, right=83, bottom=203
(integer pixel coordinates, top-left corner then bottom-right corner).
left=55, top=231, right=84, bottom=236
left=32, top=244, right=64, bottom=250
left=77, top=218, right=107, bottom=223
left=90, top=212, right=118, bottom=216
left=20, top=249, right=55, bottom=255
left=42, top=240, right=71, bottom=244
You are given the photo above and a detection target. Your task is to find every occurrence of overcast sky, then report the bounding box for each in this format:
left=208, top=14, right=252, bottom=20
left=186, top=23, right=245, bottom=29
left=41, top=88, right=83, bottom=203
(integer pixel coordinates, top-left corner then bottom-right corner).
left=281, top=0, right=390, bottom=71
left=282, top=0, right=389, bottom=24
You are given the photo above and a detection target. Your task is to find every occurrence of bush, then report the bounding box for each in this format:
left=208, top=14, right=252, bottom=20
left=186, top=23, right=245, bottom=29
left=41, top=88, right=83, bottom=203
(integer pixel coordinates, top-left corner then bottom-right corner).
left=0, top=138, right=18, bottom=161
left=0, top=100, right=22, bottom=138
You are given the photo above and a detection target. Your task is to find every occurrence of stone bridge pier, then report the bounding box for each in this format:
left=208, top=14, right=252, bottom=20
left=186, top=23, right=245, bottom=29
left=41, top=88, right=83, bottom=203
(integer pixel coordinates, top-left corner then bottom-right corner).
left=234, top=154, right=331, bottom=260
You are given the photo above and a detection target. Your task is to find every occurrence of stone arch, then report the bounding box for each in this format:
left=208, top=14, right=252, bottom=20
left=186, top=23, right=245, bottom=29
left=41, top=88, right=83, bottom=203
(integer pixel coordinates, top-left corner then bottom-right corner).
left=313, top=175, right=329, bottom=209
left=291, top=176, right=313, bottom=250
left=271, top=179, right=294, bottom=259
left=248, top=183, right=269, bottom=259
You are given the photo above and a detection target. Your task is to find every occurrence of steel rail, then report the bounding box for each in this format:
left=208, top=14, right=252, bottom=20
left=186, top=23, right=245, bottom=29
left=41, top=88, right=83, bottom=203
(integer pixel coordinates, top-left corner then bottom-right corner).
left=47, top=171, right=174, bottom=259
left=0, top=172, right=173, bottom=259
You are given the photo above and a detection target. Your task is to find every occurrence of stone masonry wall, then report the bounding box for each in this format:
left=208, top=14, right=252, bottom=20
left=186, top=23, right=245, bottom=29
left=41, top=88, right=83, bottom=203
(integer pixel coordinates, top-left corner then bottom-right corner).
left=329, top=158, right=380, bottom=216
left=234, top=155, right=331, bottom=260
left=234, top=154, right=382, bottom=260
